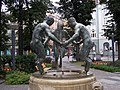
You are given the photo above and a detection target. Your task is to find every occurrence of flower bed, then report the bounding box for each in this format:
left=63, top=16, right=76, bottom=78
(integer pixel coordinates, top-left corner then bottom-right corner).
left=92, top=61, right=111, bottom=65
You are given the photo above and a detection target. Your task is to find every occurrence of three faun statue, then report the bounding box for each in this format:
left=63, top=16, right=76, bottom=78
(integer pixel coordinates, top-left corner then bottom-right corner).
left=30, top=16, right=94, bottom=75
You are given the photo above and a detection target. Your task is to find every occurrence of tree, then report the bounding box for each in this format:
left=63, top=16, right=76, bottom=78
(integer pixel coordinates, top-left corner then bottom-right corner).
left=57, top=0, right=95, bottom=61
left=23, top=0, right=50, bottom=51
left=101, top=0, right=120, bottom=60
left=58, top=0, right=95, bottom=25
left=3, top=0, right=50, bottom=54
left=0, top=0, right=10, bottom=53
left=3, top=0, right=24, bottom=55
left=0, top=0, right=10, bottom=70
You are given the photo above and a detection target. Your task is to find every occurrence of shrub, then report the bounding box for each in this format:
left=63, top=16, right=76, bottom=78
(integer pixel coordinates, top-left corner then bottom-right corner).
left=15, top=54, right=36, bottom=73
left=1, top=54, right=37, bottom=73
left=1, top=55, right=12, bottom=69
left=46, top=63, right=52, bottom=68
left=0, top=70, right=6, bottom=79
left=44, top=56, right=52, bottom=63
left=1, top=54, right=53, bottom=73
left=91, top=64, right=120, bottom=72
left=5, top=71, right=31, bottom=85
left=115, top=60, right=120, bottom=67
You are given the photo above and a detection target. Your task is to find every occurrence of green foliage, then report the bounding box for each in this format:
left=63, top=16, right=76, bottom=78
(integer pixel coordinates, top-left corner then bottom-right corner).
left=5, top=71, right=31, bottom=85
left=102, top=0, right=120, bottom=59
left=91, top=64, right=120, bottom=72
left=0, top=70, right=6, bottom=79
left=0, top=70, right=6, bottom=75
left=1, top=55, right=11, bottom=63
left=46, top=64, right=52, bottom=68
left=0, top=55, right=12, bottom=70
left=1, top=54, right=36, bottom=73
left=15, top=54, right=36, bottom=73
left=102, top=0, right=120, bottom=41
left=3, top=0, right=50, bottom=51
left=70, top=61, right=120, bottom=72
left=23, top=0, right=50, bottom=51
left=58, top=0, right=96, bottom=25
left=109, top=60, right=120, bottom=68
left=1, top=54, right=53, bottom=73
left=70, top=61, right=85, bottom=66
left=0, top=12, right=10, bottom=51
left=44, top=57, right=52, bottom=63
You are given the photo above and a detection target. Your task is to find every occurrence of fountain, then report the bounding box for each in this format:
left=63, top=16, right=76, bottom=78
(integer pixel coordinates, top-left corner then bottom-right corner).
left=29, top=16, right=103, bottom=90
left=29, top=69, right=98, bottom=90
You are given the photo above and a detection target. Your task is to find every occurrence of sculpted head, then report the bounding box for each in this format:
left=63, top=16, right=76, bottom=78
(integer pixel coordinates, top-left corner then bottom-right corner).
left=68, top=17, right=76, bottom=28
left=45, top=16, right=54, bottom=26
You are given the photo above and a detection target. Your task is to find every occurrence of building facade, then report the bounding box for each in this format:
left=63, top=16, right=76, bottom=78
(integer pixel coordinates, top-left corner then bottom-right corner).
left=88, top=2, right=118, bottom=56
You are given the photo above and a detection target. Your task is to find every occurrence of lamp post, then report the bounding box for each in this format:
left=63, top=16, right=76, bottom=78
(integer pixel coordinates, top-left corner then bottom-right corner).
left=11, top=29, right=15, bottom=70
left=111, top=33, right=115, bottom=66
left=111, top=23, right=115, bottom=66
left=96, top=0, right=100, bottom=53
left=8, top=23, right=18, bottom=70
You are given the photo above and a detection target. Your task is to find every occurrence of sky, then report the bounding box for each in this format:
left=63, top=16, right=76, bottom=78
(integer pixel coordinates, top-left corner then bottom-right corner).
left=1, top=0, right=60, bottom=12
left=50, top=0, right=60, bottom=2
left=50, top=0, right=60, bottom=7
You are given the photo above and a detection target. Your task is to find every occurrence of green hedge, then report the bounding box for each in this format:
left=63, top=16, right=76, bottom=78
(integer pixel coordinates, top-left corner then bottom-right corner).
left=0, top=54, right=36, bottom=73
left=70, top=61, right=120, bottom=72
left=91, top=64, right=120, bottom=72
left=109, top=60, right=120, bottom=68
left=0, top=55, right=12, bottom=69
left=1, top=54, right=54, bottom=73
left=15, top=54, right=36, bottom=73
left=5, top=71, right=30, bottom=85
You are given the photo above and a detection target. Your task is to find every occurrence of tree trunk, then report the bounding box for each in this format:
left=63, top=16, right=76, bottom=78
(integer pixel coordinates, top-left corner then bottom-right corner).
left=25, top=0, right=33, bottom=51
left=18, top=0, right=23, bottom=55
left=118, top=40, right=120, bottom=60
left=0, top=0, right=2, bottom=70
left=25, top=0, right=33, bottom=40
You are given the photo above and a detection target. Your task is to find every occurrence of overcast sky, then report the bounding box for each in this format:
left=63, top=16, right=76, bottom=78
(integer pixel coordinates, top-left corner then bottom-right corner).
left=50, top=0, right=60, bottom=7
left=1, top=0, right=60, bottom=11
left=51, top=0, right=60, bottom=2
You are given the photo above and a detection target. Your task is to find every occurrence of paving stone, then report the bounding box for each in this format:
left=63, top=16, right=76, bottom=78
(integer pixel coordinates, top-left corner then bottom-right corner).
left=99, top=79, right=118, bottom=84
left=0, top=56, right=120, bottom=90
left=109, top=76, right=120, bottom=81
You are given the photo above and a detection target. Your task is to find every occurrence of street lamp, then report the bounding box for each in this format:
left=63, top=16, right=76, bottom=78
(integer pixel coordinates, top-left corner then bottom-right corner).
left=111, top=23, right=115, bottom=66
left=111, top=33, right=115, bottom=66
left=8, top=23, right=18, bottom=70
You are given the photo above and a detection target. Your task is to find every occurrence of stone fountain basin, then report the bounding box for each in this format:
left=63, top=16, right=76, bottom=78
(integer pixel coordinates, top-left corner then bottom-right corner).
left=29, top=70, right=97, bottom=90
left=32, top=70, right=93, bottom=79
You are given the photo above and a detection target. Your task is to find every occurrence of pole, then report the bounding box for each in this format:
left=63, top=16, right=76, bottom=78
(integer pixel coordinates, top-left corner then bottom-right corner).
left=96, top=0, right=100, bottom=53
left=112, top=35, right=115, bottom=66
left=112, top=23, right=115, bottom=66
left=12, top=30, right=16, bottom=70
left=18, top=0, right=23, bottom=55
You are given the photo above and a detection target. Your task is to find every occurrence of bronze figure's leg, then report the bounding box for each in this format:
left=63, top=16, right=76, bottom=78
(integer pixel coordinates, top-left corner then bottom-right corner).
left=80, top=40, right=93, bottom=74
left=31, top=41, right=46, bottom=75
left=53, top=46, right=59, bottom=69
left=85, top=58, right=92, bottom=74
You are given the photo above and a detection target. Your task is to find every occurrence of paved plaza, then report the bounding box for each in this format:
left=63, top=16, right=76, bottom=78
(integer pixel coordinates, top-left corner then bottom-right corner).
left=0, top=56, right=120, bottom=90
left=63, top=56, right=120, bottom=90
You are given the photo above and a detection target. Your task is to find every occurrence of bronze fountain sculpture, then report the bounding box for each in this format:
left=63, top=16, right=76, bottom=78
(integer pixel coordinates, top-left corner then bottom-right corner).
left=29, top=16, right=103, bottom=90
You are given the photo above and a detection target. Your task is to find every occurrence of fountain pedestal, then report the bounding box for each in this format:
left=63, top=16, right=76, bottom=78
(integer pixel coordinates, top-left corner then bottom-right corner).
left=29, top=70, right=102, bottom=90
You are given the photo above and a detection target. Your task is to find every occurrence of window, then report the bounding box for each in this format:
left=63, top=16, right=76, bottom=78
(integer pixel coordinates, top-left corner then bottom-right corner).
left=91, top=29, right=96, bottom=37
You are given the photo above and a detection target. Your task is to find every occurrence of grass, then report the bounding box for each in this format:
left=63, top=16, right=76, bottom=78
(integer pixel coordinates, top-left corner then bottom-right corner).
left=70, top=61, right=120, bottom=72
left=5, top=71, right=31, bottom=85
left=91, top=64, right=120, bottom=72
left=70, top=61, right=85, bottom=66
